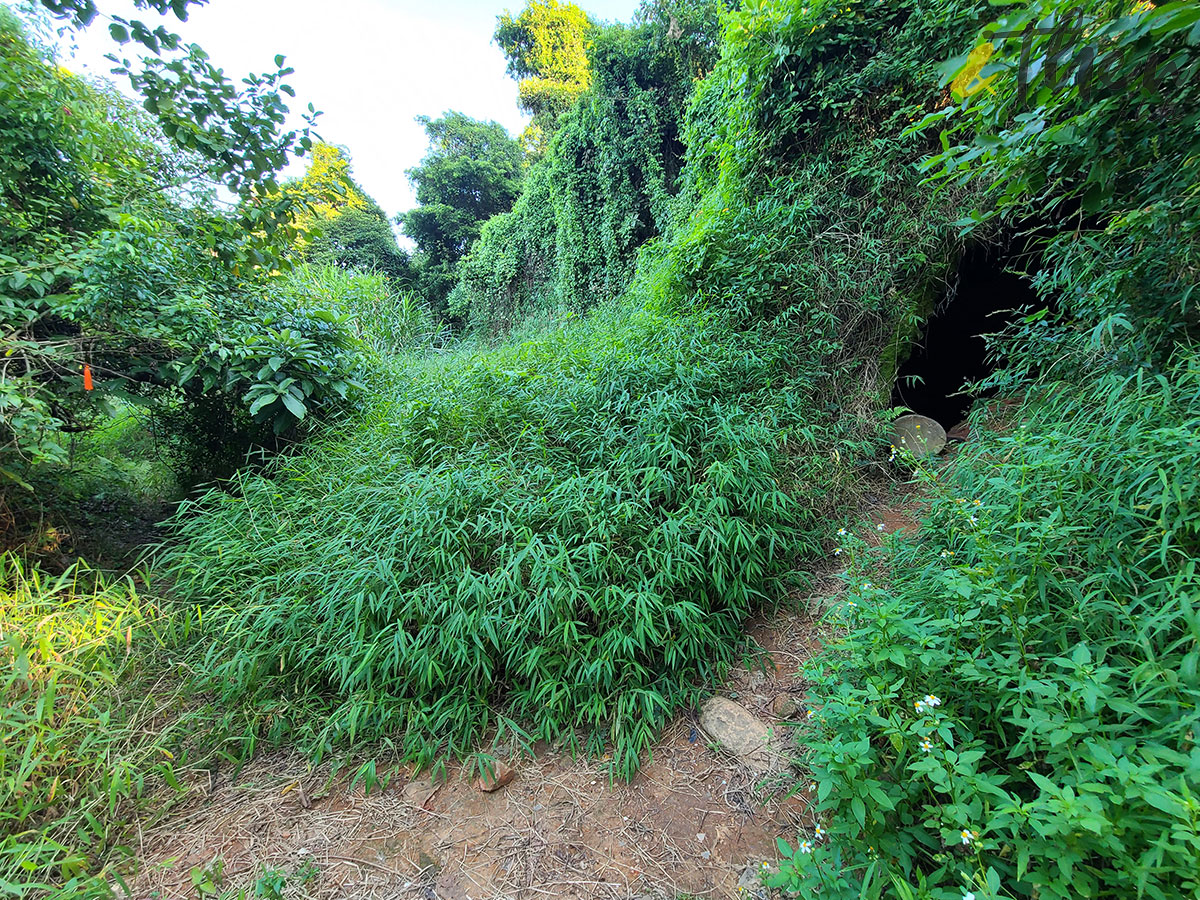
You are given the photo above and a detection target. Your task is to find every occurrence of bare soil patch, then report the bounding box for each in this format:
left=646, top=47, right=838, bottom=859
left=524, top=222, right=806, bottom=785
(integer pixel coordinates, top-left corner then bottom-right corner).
left=124, top=608, right=830, bottom=900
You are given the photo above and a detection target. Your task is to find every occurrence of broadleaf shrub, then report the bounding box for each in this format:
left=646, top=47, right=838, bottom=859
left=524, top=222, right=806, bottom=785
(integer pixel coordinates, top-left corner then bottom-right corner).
left=452, top=0, right=730, bottom=331
left=771, top=1, right=1200, bottom=897
left=781, top=361, right=1200, bottom=900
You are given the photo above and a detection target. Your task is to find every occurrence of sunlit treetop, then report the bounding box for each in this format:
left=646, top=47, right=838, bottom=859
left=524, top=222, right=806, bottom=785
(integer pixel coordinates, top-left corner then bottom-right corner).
left=288, top=143, right=381, bottom=225
left=495, top=0, right=594, bottom=155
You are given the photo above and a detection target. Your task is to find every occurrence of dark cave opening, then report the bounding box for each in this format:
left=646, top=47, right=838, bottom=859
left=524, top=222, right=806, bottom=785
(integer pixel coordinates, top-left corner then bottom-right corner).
left=892, top=244, right=1040, bottom=429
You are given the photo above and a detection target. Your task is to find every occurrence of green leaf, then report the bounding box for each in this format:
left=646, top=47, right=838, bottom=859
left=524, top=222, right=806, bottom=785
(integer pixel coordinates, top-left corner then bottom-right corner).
left=1081, top=183, right=1105, bottom=213
left=248, top=393, right=274, bottom=416
left=281, top=393, right=306, bottom=420
left=851, top=796, right=866, bottom=828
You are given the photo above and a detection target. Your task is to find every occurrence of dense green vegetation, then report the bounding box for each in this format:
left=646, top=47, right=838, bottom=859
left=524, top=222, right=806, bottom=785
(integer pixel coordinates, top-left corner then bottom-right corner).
left=162, top=294, right=832, bottom=776
left=0, top=4, right=361, bottom=499
left=495, top=0, right=595, bottom=154
left=791, top=360, right=1200, bottom=900
left=3, top=0, right=1198, bottom=896
left=0, top=554, right=194, bottom=899
left=400, top=112, right=525, bottom=316
left=454, top=0, right=730, bottom=330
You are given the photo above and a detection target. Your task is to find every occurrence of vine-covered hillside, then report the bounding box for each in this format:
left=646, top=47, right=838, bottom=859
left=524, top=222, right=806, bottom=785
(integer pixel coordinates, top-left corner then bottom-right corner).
left=2, top=0, right=1197, bottom=898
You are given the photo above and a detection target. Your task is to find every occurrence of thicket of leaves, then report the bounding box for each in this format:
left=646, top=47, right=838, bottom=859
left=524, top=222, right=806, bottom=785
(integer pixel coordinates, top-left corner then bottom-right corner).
left=786, top=361, right=1200, bottom=900
left=400, top=112, right=525, bottom=316
left=13, top=0, right=1199, bottom=896
left=0, top=555, right=194, bottom=899
left=287, top=143, right=414, bottom=285
left=161, top=0, right=995, bottom=777
left=0, top=10, right=365, bottom=503
left=451, top=0, right=731, bottom=331
left=494, top=0, right=595, bottom=155
left=160, top=293, right=855, bottom=776
left=774, top=2, right=1200, bottom=898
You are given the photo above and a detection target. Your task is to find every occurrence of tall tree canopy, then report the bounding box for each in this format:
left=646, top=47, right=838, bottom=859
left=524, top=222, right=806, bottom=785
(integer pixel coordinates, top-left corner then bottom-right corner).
left=286, top=144, right=412, bottom=282
left=495, top=0, right=593, bottom=155
left=288, top=143, right=378, bottom=225
left=36, top=0, right=317, bottom=242
left=400, top=112, right=524, bottom=314
left=454, top=0, right=730, bottom=331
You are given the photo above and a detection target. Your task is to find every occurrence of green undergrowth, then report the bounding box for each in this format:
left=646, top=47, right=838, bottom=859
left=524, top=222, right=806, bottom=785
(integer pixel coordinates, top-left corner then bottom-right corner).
left=0, top=554, right=194, bottom=899
left=159, top=293, right=866, bottom=775
left=781, top=358, right=1200, bottom=900
left=56, top=410, right=178, bottom=509
left=157, top=0, right=992, bottom=781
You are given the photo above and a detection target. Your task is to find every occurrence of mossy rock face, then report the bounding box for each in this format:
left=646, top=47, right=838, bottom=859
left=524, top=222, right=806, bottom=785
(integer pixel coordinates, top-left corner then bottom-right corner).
left=890, top=414, right=947, bottom=457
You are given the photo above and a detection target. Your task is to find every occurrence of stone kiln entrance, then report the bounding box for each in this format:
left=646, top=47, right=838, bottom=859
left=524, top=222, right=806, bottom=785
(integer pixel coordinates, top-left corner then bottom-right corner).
left=892, top=244, right=1039, bottom=430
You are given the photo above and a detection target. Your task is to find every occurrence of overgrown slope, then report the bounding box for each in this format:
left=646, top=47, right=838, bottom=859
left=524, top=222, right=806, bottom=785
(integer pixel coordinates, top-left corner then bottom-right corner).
left=161, top=0, right=999, bottom=774
left=158, top=1, right=1200, bottom=898
left=163, top=297, right=837, bottom=776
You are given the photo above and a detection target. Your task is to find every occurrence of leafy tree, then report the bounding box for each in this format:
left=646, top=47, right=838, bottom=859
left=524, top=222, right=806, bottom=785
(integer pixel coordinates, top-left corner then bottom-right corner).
left=35, top=0, right=317, bottom=212
left=399, top=112, right=524, bottom=315
left=287, top=143, right=413, bottom=283
left=287, top=143, right=377, bottom=226
left=0, top=9, right=358, bottom=493
left=455, top=0, right=730, bottom=330
left=495, top=0, right=593, bottom=155
left=307, top=208, right=414, bottom=284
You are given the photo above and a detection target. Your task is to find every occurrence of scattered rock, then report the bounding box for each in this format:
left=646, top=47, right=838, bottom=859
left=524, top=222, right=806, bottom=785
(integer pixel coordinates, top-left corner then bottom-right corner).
left=890, top=414, right=947, bottom=457
left=738, top=862, right=769, bottom=899
left=699, top=696, right=782, bottom=770
left=401, top=778, right=439, bottom=808
left=772, top=694, right=799, bottom=718
left=476, top=760, right=516, bottom=792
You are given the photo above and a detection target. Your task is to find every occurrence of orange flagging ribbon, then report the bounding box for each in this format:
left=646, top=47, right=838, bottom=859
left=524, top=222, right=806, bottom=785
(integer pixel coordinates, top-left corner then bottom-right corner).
left=82, top=364, right=94, bottom=391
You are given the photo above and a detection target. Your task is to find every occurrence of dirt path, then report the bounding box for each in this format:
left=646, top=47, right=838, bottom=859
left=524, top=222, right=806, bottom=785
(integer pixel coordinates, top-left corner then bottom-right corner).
left=123, top=590, right=841, bottom=900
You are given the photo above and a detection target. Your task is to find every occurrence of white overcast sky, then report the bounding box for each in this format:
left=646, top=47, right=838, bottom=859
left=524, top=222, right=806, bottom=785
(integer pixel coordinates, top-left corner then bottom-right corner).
left=9, top=0, right=641, bottom=222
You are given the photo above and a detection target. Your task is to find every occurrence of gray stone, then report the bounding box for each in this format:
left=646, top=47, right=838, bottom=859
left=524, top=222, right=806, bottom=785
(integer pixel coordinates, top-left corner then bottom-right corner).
left=772, top=694, right=799, bottom=718
left=699, top=696, right=782, bottom=770
left=738, top=862, right=769, bottom=899
left=890, top=414, right=947, bottom=457
left=401, top=778, right=439, bottom=808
